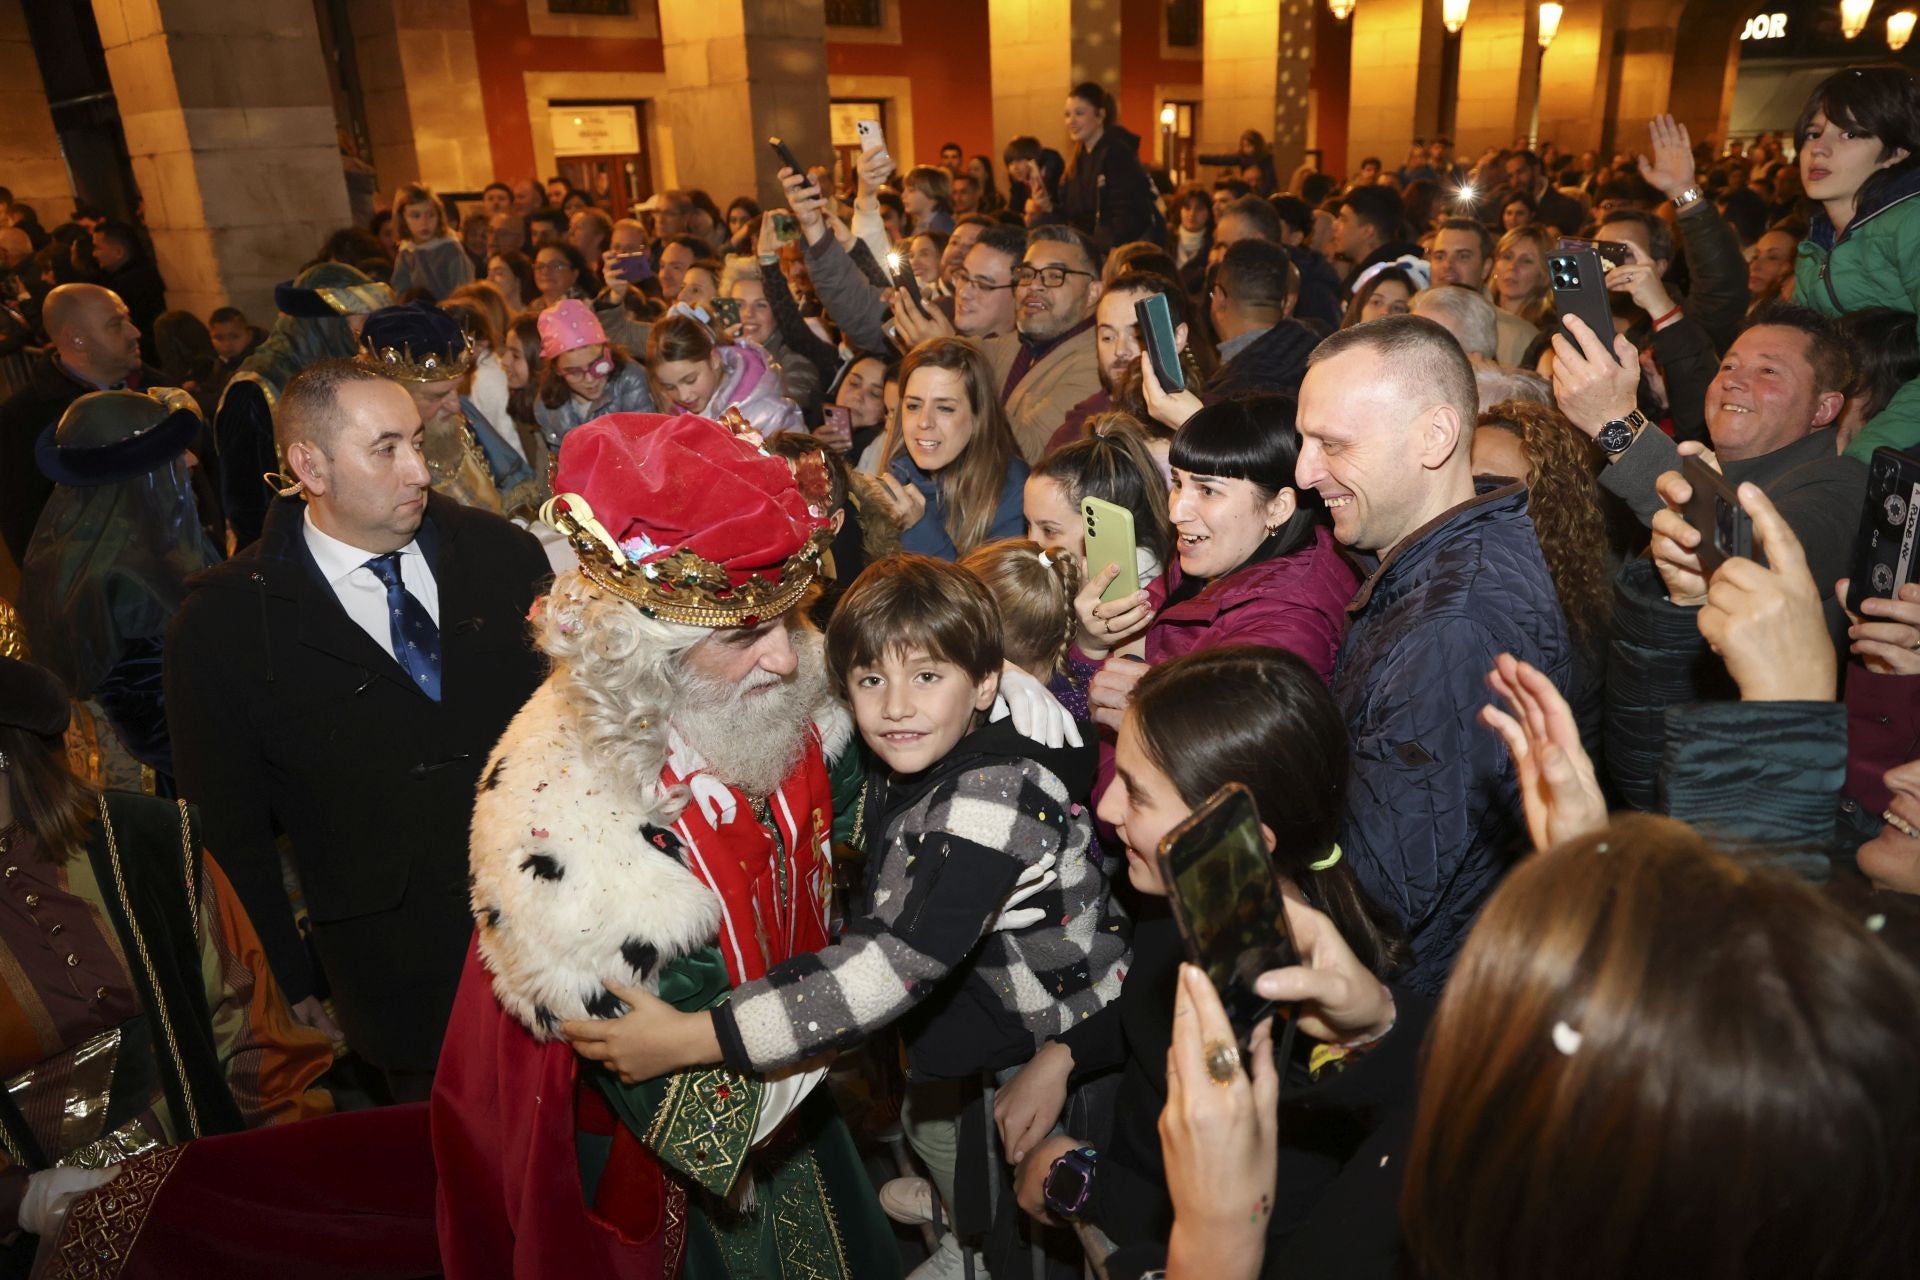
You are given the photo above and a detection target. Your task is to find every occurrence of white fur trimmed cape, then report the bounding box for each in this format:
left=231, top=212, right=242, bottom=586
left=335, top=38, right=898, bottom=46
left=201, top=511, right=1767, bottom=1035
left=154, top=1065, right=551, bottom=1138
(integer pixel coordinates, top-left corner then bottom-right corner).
left=467, top=678, right=853, bottom=1039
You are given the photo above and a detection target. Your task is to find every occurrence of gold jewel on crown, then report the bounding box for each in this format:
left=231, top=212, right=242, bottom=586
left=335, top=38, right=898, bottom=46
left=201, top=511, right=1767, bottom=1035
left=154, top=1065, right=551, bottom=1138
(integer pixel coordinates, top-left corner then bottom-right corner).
left=538, top=493, right=827, bottom=629
left=356, top=333, right=477, bottom=383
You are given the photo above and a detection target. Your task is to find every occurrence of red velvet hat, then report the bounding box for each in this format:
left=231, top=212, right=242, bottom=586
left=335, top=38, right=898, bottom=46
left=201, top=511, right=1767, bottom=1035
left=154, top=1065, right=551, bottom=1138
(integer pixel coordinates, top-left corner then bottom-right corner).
left=542, top=413, right=830, bottom=628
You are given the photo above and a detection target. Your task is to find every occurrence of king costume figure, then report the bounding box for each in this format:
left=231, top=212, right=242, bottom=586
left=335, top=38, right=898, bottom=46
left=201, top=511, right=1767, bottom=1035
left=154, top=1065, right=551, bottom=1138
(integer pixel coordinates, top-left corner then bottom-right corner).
left=431, top=412, right=900, bottom=1280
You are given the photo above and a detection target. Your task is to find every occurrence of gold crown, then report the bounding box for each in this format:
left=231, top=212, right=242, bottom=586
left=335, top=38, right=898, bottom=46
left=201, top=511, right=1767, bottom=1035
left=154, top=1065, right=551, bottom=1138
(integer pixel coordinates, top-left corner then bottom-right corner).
left=540, top=493, right=827, bottom=628
left=0, top=597, right=26, bottom=662
left=355, top=333, right=476, bottom=383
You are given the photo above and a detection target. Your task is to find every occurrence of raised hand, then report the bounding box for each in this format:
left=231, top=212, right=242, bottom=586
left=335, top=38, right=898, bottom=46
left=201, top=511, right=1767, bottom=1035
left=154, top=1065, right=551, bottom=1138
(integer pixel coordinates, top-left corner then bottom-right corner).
left=1479, top=652, right=1607, bottom=852
left=1697, top=483, right=1836, bottom=701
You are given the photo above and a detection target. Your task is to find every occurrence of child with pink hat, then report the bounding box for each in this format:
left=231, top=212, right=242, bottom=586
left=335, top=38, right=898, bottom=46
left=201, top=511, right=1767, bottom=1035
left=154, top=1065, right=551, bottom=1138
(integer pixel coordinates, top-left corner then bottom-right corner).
left=531, top=299, right=657, bottom=452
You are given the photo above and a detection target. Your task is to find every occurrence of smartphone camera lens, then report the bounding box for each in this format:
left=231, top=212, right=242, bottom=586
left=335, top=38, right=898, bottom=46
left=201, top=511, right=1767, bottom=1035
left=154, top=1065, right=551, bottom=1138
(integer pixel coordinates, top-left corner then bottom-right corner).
left=1714, top=498, right=1736, bottom=555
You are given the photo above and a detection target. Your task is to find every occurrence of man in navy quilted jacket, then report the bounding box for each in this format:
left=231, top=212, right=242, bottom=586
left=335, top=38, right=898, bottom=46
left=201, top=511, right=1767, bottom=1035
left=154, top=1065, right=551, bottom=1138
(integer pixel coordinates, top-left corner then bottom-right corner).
left=1296, top=315, right=1574, bottom=993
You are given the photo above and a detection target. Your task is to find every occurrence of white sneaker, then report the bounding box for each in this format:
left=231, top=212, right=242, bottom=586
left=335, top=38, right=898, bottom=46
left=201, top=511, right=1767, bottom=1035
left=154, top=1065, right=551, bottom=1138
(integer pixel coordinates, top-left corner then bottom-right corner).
left=907, top=1233, right=992, bottom=1280
left=879, top=1175, right=934, bottom=1225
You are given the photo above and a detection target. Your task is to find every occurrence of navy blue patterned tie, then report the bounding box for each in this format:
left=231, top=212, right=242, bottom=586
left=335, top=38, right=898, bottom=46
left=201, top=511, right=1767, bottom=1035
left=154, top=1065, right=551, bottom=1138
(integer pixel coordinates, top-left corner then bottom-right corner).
left=364, top=552, right=441, bottom=701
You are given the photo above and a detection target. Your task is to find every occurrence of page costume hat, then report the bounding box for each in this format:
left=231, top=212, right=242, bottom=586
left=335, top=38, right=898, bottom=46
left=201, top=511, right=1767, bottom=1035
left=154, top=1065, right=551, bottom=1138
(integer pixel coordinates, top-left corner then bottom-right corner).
left=33, top=387, right=202, bottom=487
left=540, top=413, right=831, bottom=628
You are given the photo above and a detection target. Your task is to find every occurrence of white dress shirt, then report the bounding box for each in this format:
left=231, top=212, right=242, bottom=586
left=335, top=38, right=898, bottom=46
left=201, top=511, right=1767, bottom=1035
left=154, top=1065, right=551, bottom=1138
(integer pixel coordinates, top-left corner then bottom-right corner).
left=303, top=509, right=441, bottom=662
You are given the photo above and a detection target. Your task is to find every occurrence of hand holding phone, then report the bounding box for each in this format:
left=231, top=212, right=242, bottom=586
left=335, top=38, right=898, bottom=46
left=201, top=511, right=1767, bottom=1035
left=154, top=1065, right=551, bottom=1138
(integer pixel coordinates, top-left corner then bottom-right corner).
left=1547, top=248, right=1616, bottom=350
left=709, top=296, right=742, bottom=330
left=1845, top=446, right=1920, bottom=615
left=769, top=136, right=817, bottom=197
left=815, top=404, right=854, bottom=453
left=1679, top=452, right=1754, bottom=577
left=1081, top=498, right=1141, bottom=603
left=887, top=250, right=926, bottom=315
left=606, top=252, right=653, bottom=285
left=1135, top=293, right=1185, bottom=394
left=1157, top=782, right=1296, bottom=1050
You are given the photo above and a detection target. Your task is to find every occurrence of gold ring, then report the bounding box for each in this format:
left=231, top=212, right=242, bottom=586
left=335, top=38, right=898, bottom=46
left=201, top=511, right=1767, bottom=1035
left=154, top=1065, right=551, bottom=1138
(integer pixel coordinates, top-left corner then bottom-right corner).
left=1203, top=1039, right=1240, bottom=1086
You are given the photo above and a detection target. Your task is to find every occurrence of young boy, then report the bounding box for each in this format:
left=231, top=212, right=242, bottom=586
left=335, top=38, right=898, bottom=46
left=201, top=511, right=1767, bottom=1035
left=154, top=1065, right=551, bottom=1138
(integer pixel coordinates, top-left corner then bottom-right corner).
left=567, top=555, right=1128, bottom=1259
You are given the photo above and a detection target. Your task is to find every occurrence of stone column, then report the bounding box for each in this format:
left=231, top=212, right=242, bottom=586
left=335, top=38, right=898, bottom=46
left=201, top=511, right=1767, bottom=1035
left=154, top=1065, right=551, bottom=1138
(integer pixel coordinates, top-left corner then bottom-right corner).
left=93, top=0, right=351, bottom=323
left=1071, top=0, right=1122, bottom=100
left=1346, top=0, right=1446, bottom=175
left=0, top=0, right=74, bottom=219
left=1453, top=0, right=1539, bottom=157
left=348, top=0, right=493, bottom=198
left=1200, top=0, right=1316, bottom=183
left=657, top=0, right=831, bottom=213
left=990, top=0, right=1073, bottom=164
left=1535, top=0, right=1621, bottom=156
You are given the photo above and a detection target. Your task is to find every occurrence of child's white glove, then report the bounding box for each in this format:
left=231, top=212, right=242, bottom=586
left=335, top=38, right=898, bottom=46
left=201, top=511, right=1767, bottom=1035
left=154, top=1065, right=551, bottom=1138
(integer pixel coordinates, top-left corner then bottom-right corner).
left=991, top=852, right=1059, bottom=932
left=19, top=1164, right=120, bottom=1236
left=991, top=664, right=1083, bottom=750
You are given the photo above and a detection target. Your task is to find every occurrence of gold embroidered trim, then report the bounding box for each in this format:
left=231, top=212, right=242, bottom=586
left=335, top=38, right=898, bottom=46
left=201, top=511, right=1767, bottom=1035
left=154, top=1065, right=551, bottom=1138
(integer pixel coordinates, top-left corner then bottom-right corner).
left=775, top=1149, right=851, bottom=1280
left=97, top=798, right=200, bottom=1139
left=44, top=1143, right=184, bottom=1280
left=61, top=1113, right=163, bottom=1171
left=641, top=1067, right=765, bottom=1198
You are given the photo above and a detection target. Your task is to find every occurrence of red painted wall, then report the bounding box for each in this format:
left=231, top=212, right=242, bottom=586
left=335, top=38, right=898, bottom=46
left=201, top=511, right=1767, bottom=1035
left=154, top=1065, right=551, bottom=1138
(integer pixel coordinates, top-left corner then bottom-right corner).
left=1312, top=13, right=1352, bottom=179
left=824, top=6, right=993, bottom=165
left=467, top=0, right=665, bottom=183
left=1118, top=0, right=1202, bottom=161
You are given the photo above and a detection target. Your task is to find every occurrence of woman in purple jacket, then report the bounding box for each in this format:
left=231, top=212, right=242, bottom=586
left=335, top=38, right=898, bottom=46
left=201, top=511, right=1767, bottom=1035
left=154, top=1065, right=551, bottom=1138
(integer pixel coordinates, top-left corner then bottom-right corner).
left=1078, top=394, right=1360, bottom=732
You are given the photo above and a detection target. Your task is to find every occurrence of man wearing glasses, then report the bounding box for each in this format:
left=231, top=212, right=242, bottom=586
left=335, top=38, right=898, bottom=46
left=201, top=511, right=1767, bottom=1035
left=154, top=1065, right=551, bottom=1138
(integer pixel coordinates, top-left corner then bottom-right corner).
left=991, top=225, right=1105, bottom=460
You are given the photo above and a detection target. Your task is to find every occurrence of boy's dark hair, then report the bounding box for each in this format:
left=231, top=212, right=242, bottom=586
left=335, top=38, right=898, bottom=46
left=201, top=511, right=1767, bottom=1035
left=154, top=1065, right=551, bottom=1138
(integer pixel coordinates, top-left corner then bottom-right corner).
left=1211, top=177, right=1254, bottom=201
left=825, top=555, right=1004, bottom=698
left=1270, top=194, right=1315, bottom=239
left=1795, top=65, right=1920, bottom=216
left=209, top=306, right=248, bottom=327
left=1339, top=185, right=1405, bottom=242
left=1839, top=305, right=1920, bottom=420
left=1594, top=207, right=1674, bottom=263
left=1216, top=239, right=1299, bottom=312
left=1300, top=172, right=1337, bottom=206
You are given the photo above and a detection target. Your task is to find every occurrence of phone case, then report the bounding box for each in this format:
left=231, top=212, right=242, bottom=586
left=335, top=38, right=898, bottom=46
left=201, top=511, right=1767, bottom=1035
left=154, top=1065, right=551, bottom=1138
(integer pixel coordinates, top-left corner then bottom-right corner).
left=855, top=119, right=886, bottom=155
left=710, top=297, right=741, bottom=328
left=1081, top=497, right=1141, bottom=604
left=1847, top=446, right=1920, bottom=614
left=1154, top=782, right=1293, bottom=1046
left=1135, top=294, right=1185, bottom=393
left=888, top=251, right=924, bottom=309
left=1681, top=453, right=1753, bottom=575
left=1548, top=248, right=1616, bottom=351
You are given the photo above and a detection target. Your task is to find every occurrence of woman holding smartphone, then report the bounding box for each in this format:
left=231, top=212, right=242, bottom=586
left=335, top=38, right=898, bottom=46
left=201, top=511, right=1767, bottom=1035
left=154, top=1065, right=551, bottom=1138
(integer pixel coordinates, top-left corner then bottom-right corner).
left=1793, top=65, right=1920, bottom=460
left=995, top=646, right=1417, bottom=1277
left=1078, top=395, right=1358, bottom=729
left=874, top=337, right=1027, bottom=560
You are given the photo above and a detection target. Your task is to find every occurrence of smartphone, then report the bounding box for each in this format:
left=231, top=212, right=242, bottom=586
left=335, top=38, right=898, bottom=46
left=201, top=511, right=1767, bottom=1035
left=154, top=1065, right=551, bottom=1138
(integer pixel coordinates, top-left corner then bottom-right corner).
left=1681, top=453, right=1754, bottom=576
left=887, top=250, right=925, bottom=313
left=769, top=211, right=800, bottom=244
left=855, top=119, right=887, bottom=156
left=822, top=404, right=853, bottom=435
left=1135, top=293, right=1185, bottom=393
left=1156, top=782, right=1298, bottom=1048
left=769, top=137, right=816, bottom=195
left=1548, top=248, right=1616, bottom=351
left=710, top=296, right=741, bottom=329
left=1845, top=446, right=1920, bottom=614
left=606, top=251, right=653, bottom=284
left=1557, top=236, right=1633, bottom=271
left=1081, top=497, right=1141, bottom=604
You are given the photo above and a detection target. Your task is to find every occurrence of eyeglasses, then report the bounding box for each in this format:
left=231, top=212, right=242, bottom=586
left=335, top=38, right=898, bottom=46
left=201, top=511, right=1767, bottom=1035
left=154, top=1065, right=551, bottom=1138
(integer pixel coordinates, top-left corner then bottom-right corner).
left=533, top=260, right=572, bottom=275
left=952, top=268, right=1015, bottom=293
left=1013, top=265, right=1094, bottom=288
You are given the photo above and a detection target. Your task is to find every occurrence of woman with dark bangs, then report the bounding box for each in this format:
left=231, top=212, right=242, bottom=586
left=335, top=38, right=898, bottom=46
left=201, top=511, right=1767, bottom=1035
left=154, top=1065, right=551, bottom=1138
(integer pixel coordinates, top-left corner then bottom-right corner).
left=1080, top=395, right=1359, bottom=732
left=1793, top=64, right=1920, bottom=459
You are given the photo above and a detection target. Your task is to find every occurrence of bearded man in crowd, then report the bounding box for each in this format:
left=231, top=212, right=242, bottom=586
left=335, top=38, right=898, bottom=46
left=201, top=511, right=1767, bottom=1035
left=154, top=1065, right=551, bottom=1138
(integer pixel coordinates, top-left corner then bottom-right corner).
left=432, top=412, right=899, bottom=1280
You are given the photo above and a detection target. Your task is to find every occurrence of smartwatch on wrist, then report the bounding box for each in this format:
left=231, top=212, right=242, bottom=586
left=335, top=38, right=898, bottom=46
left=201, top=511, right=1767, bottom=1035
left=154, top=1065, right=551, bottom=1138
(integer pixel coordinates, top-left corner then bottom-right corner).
left=1041, top=1146, right=1099, bottom=1220
left=1595, top=407, right=1649, bottom=456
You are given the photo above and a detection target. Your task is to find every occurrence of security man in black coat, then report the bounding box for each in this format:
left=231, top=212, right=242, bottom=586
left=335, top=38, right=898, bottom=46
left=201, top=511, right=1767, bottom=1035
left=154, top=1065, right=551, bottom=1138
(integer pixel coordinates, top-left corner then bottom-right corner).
left=164, top=356, right=549, bottom=1101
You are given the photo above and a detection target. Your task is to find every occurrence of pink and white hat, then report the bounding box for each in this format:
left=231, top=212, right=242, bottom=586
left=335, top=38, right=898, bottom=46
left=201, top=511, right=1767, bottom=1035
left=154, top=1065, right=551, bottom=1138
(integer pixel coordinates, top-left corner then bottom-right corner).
left=538, top=299, right=608, bottom=358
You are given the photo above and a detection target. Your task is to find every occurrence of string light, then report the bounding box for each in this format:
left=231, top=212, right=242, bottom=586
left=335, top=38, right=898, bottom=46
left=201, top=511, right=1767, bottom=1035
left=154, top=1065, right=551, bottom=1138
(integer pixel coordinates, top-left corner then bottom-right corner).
left=1841, top=0, right=1873, bottom=39
left=1890, top=9, right=1918, bottom=48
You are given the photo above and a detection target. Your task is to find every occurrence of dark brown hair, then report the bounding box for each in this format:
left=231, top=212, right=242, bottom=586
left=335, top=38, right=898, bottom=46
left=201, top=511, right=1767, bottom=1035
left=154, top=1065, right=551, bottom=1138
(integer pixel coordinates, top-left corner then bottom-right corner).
left=884, top=337, right=1020, bottom=556
left=1404, top=814, right=1920, bottom=1280
left=1477, top=400, right=1609, bottom=651
left=825, top=555, right=1003, bottom=699
left=0, top=722, right=96, bottom=856
left=1032, top=416, right=1174, bottom=571
left=646, top=313, right=716, bottom=369
left=1128, top=646, right=1403, bottom=977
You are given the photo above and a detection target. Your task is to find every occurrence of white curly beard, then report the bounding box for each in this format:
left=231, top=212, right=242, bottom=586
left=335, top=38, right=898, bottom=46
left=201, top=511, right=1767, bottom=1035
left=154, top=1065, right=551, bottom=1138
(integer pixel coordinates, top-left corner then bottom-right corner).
left=670, top=631, right=831, bottom=799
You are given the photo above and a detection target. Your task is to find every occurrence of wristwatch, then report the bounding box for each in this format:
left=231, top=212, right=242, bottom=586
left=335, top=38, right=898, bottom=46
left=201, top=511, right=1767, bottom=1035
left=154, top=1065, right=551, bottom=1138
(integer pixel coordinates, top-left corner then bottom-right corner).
left=1041, top=1146, right=1100, bottom=1220
left=1595, top=407, right=1649, bottom=456
left=1672, top=185, right=1705, bottom=210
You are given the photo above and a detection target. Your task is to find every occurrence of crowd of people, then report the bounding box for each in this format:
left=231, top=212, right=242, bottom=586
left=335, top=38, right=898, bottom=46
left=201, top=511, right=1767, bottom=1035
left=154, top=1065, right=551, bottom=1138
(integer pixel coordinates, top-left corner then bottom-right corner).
left=0, top=64, right=1917, bottom=1280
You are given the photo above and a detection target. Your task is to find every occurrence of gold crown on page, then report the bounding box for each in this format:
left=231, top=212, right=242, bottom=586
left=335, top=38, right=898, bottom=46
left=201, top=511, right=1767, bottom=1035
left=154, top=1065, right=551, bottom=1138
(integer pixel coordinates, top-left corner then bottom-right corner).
left=538, top=493, right=827, bottom=628
left=356, top=333, right=476, bottom=382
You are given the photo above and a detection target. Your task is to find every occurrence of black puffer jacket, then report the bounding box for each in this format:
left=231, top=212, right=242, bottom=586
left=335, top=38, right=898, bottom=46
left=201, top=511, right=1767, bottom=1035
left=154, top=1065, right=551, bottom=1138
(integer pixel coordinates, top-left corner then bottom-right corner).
left=1331, top=481, right=1575, bottom=994
left=1205, top=320, right=1321, bottom=399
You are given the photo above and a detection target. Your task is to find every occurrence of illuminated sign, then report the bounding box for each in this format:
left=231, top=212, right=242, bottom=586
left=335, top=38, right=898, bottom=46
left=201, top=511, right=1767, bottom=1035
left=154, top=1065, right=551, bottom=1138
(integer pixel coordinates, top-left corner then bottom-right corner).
left=550, top=107, right=639, bottom=156
left=1741, top=12, right=1788, bottom=39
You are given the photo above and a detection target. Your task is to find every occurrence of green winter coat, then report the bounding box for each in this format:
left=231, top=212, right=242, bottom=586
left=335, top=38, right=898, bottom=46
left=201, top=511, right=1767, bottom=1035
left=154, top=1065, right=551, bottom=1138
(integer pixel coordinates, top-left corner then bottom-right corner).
left=1794, top=168, right=1920, bottom=461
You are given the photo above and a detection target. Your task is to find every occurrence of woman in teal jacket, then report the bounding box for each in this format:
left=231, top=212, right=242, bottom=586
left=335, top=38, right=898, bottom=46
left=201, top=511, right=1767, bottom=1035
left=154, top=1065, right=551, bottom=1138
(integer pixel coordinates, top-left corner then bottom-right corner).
left=1794, top=65, right=1920, bottom=460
